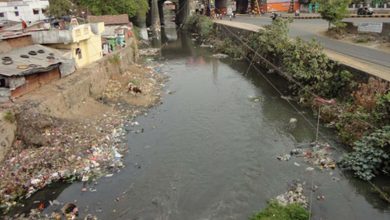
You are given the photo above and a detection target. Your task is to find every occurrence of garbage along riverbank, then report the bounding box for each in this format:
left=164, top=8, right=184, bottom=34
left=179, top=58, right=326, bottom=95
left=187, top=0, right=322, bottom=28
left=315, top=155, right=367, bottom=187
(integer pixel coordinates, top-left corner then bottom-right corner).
left=12, top=32, right=388, bottom=220
left=0, top=48, right=166, bottom=218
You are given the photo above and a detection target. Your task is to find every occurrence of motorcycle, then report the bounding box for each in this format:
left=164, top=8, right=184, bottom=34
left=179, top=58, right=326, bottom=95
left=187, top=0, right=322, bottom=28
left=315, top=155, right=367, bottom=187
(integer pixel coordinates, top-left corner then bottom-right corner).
left=357, top=7, right=374, bottom=15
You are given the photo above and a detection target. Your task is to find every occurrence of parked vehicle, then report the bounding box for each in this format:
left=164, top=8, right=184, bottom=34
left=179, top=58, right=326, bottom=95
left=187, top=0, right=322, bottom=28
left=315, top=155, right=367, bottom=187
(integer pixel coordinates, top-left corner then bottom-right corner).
left=357, top=7, right=374, bottom=15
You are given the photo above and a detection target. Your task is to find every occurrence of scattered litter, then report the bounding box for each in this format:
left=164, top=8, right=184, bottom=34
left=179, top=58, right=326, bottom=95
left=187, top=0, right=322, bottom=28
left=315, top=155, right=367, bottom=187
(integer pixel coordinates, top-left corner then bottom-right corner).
left=288, top=142, right=336, bottom=170
left=212, top=53, right=228, bottom=59
left=294, top=162, right=301, bottom=167
left=248, top=96, right=263, bottom=103
left=317, top=195, right=325, bottom=201
left=139, top=48, right=160, bottom=56
left=331, top=177, right=341, bottom=182
left=288, top=118, right=298, bottom=129
left=275, top=182, right=308, bottom=207
left=49, top=200, right=61, bottom=206
left=105, top=174, right=114, bottom=178
left=306, top=167, right=314, bottom=171
left=200, top=44, right=213, bottom=48
left=277, top=154, right=291, bottom=161
left=61, top=203, right=78, bottom=218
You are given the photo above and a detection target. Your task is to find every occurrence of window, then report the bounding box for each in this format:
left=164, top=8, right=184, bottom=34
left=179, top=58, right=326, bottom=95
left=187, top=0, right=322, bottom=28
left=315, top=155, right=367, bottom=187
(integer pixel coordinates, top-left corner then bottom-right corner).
left=14, top=7, right=18, bottom=10
left=33, top=9, right=39, bottom=15
left=15, top=11, right=19, bottom=16
left=0, top=78, right=6, bottom=87
left=75, top=48, right=82, bottom=59
left=0, top=13, right=4, bottom=18
left=41, top=8, right=47, bottom=14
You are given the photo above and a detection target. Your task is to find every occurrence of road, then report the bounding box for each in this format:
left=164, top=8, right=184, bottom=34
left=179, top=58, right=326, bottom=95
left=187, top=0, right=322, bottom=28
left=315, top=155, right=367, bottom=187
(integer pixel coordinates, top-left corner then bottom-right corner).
left=233, top=15, right=390, bottom=70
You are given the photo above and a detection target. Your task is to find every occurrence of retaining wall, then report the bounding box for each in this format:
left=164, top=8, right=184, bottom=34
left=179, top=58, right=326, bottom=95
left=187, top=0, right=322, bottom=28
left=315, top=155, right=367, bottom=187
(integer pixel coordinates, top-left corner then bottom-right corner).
left=35, top=39, right=139, bottom=117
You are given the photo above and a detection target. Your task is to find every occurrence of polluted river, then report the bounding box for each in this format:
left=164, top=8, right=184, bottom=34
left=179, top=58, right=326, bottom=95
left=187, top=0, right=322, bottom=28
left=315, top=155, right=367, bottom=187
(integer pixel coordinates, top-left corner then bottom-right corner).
left=13, top=29, right=390, bottom=220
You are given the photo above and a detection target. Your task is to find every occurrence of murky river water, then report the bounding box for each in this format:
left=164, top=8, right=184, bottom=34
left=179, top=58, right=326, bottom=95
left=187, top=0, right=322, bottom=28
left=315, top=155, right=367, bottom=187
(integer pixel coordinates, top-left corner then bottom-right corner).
left=17, top=30, right=390, bottom=219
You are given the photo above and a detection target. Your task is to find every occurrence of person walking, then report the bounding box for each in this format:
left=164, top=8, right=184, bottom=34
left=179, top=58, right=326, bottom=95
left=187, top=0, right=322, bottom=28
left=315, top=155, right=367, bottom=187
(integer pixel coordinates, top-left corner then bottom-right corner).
left=227, top=5, right=233, bottom=20
left=232, top=1, right=237, bottom=18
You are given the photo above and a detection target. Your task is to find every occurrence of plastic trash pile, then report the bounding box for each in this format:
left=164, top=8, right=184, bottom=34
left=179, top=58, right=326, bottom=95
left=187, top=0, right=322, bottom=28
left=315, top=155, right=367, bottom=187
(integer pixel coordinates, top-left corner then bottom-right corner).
left=275, top=182, right=308, bottom=208
left=277, top=142, right=336, bottom=170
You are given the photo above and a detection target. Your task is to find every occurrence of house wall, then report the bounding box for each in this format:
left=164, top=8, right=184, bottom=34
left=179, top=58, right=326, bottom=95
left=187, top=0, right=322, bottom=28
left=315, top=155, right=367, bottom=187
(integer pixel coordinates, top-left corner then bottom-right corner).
left=2, top=35, right=33, bottom=48
left=0, top=0, right=49, bottom=22
left=11, top=67, right=60, bottom=98
left=68, top=34, right=103, bottom=68
left=32, top=23, right=104, bottom=68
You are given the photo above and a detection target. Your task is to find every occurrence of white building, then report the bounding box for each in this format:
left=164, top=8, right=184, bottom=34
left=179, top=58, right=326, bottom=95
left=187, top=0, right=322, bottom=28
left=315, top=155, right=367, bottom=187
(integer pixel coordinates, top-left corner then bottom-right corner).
left=0, top=0, right=49, bottom=23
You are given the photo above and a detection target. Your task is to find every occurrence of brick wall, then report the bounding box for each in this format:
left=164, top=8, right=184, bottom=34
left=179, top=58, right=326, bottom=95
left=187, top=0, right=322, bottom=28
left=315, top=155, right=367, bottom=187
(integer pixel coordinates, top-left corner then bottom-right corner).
left=11, top=67, right=60, bottom=98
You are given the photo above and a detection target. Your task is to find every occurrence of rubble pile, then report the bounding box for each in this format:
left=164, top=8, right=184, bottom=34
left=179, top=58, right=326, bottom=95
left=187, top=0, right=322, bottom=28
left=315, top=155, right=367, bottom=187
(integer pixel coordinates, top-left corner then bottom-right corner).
left=0, top=65, right=166, bottom=214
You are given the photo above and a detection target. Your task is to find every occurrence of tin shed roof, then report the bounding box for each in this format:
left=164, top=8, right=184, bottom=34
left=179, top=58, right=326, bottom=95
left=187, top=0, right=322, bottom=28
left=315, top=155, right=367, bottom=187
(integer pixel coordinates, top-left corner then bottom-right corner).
left=0, top=44, right=63, bottom=77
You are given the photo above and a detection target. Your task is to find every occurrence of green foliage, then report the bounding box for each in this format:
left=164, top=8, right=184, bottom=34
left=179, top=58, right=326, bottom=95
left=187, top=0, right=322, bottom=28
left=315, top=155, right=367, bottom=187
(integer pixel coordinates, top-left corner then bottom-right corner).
left=185, top=15, right=214, bottom=38
left=316, top=0, right=351, bottom=29
left=336, top=108, right=373, bottom=145
left=80, top=0, right=149, bottom=17
left=339, top=126, right=390, bottom=180
left=250, top=201, right=309, bottom=220
left=108, top=54, right=121, bottom=65
left=282, top=38, right=352, bottom=98
left=47, top=0, right=75, bottom=18
left=375, top=92, right=390, bottom=124
left=247, top=19, right=352, bottom=98
left=214, top=38, right=244, bottom=59
left=3, top=111, right=15, bottom=123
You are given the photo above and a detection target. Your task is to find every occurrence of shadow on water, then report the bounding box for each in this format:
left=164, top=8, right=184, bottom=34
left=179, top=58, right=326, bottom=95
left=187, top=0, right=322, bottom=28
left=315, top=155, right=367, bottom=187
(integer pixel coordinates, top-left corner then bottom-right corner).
left=4, top=182, right=70, bottom=217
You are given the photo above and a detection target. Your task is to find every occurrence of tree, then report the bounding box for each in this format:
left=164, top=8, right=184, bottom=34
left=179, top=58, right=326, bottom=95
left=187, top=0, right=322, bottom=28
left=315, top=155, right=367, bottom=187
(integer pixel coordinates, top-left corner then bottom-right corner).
left=79, top=0, right=149, bottom=18
left=46, top=0, right=75, bottom=18
left=316, top=0, right=351, bottom=29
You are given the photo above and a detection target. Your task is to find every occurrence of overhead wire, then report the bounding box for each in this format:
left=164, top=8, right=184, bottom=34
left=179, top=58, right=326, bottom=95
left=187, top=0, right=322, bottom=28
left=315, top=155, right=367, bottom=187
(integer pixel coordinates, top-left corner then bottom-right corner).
left=218, top=20, right=390, bottom=208
left=216, top=21, right=382, bottom=130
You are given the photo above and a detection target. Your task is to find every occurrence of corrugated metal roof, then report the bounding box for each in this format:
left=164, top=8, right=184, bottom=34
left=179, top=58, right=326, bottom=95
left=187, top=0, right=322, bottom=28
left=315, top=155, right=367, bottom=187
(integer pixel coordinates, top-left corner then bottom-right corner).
left=0, top=44, right=63, bottom=77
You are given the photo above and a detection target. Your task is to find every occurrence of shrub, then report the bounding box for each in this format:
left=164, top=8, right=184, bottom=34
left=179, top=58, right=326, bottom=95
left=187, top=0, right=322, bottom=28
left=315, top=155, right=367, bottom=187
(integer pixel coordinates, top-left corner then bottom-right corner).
left=352, top=78, right=389, bottom=112
left=3, top=111, right=15, bottom=123
left=339, top=126, right=390, bottom=180
left=250, top=201, right=309, bottom=220
left=213, top=38, right=244, bottom=59
left=336, top=107, right=374, bottom=145
left=246, top=19, right=353, bottom=99
left=185, top=15, right=214, bottom=38
left=109, top=54, right=121, bottom=65
left=375, top=92, right=390, bottom=125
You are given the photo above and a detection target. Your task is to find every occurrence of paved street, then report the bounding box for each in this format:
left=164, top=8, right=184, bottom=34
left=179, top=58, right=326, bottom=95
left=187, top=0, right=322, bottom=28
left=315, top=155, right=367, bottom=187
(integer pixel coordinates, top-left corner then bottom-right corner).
left=233, top=15, right=390, bottom=70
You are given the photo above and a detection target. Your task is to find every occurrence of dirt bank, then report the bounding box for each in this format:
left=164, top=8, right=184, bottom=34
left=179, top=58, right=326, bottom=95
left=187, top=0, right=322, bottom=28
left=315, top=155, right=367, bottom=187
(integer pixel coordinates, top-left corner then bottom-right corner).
left=0, top=44, right=166, bottom=216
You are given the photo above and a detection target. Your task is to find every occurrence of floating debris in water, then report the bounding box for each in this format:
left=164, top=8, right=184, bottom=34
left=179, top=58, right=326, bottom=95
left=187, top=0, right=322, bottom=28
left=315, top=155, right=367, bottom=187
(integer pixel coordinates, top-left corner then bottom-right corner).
left=212, top=53, right=228, bottom=59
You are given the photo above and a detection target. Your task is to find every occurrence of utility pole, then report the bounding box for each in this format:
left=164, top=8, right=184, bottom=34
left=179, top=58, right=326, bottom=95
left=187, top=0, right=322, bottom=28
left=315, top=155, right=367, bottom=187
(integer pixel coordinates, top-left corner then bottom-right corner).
left=150, top=0, right=161, bottom=40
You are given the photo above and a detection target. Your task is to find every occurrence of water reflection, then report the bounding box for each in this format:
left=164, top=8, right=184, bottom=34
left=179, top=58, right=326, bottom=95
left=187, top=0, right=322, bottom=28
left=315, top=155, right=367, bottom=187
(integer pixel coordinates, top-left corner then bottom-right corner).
left=212, top=58, right=219, bottom=85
